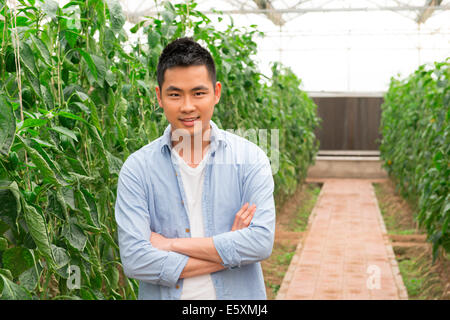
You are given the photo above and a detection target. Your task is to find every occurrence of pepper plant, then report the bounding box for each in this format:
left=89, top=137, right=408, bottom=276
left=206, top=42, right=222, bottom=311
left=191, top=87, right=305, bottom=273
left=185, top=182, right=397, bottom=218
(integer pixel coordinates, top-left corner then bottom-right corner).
left=0, top=0, right=319, bottom=299
left=380, top=59, right=449, bottom=262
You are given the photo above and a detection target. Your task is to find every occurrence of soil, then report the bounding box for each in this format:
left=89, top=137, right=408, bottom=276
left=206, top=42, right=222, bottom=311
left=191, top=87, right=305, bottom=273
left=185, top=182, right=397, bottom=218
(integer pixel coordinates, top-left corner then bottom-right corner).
left=262, top=182, right=321, bottom=300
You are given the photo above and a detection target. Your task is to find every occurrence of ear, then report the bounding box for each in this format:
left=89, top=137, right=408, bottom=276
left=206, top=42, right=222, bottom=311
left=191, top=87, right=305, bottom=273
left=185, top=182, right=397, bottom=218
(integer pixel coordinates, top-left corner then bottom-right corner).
left=155, top=86, right=163, bottom=108
left=214, top=81, right=222, bottom=105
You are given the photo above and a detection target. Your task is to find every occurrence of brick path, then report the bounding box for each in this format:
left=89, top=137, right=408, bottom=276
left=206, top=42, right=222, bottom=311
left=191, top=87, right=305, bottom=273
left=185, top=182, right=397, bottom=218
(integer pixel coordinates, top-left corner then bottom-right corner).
left=276, top=179, right=408, bottom=300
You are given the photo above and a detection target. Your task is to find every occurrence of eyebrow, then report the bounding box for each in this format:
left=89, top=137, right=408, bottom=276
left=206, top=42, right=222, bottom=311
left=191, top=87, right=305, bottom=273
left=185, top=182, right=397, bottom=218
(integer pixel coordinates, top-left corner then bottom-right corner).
left=191, top=85, right=210, bottom=91
left=165, top=86, right=182, bottom=92
left=165, top=85, right=210, bottom=92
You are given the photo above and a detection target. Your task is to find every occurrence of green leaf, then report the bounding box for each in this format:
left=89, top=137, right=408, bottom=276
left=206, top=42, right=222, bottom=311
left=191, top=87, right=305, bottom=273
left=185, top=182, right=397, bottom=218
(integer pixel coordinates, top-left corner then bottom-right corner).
left=0, top=237, right=7, bottom=251
left=79, top=49, right=97, bottom=80
left=30, top=137, right=58, bottom=150
left=49, top=126, right=78, bottom=142
left=73, top=102, right=90, bottom=114
left=53, top=188, right=69, bottom=223
left=51, top=245, right=70, bottom=269
left=105, top=69, right=116, bottom=86
left=75, top=91, right=89, bottom=102
left=80, top=187, right=99, bottom=224
left=0, top=269, right=13, bottom=281
left=18, top=267, right=39, bottom=292
left=148, top=31, right=161, bottom=47
left=60, top=187, right=75, bottom=211
left=106, top=151, right=123, bottom=175
left=0, top=274, right=32, bottom=300
left=87, top=102, right=101, bottom=131
left=106, top=265, right=119, bottom=290
left=19, top=42, right=38, bottom=77
left=0, top=182, right=21, bottom=233
left=31, top=34, right=51, bottom=66
left=19, top=118, right=47, bottom=131
left=91, top=54, right=106, bottom=85
left=19, top=137, right=60, bottom=186
left=40, top=0, right=59, bottom=19
left=162, top=10, right=175, bottom=25
left=130, top=20, right=145, bottom=33
left=101, top=228, right=119, bottom=251
left=442, top=203, right=450, bottom=234
left=63, top=223, right=87, bottom=252
left=69, top=172, right=96, bottom=184
left=41, top=84, right=55, bottom=109
left=24, top=67, right=42, bottom=97
left=106, top=0, right=125, bottom=34
left=75, top=189, right=99, bottom=229
left=80, top=287, right=96, bottom=300
left=23, top=204, right=55, bottom=267
left=0, top=95, right=16, bottom=156
left=87, top=124, right=108, bottom=173
left=64, top=28, right=79, bottom=48
left=2, top=247, right=34, bottom=278
left=56, top=111, right=88, bottom=125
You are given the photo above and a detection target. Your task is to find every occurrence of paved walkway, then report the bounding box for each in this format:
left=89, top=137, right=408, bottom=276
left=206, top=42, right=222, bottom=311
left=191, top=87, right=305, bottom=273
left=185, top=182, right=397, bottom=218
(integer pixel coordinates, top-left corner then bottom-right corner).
left=277, top=179, right=408, bottom=300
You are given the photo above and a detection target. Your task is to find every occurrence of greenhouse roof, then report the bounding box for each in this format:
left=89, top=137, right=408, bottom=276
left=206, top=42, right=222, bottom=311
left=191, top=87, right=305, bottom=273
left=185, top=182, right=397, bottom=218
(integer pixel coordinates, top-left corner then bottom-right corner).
left=122, top=0, right=450, bottom=25
left=120, top=1, right=450, bottom=92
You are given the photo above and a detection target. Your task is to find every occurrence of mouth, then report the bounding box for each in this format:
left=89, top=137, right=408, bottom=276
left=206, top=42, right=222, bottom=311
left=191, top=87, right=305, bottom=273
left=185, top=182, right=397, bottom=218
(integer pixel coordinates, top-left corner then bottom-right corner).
left=179, top=116, right=200, bottom=127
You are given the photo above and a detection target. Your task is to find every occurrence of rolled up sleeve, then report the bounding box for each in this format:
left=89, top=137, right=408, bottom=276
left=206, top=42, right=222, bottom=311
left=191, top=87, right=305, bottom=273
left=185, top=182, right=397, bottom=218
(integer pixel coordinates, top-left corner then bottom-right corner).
left=213, top=149, right=275, bottom=269
left=115, top=155, right=189, bottom=287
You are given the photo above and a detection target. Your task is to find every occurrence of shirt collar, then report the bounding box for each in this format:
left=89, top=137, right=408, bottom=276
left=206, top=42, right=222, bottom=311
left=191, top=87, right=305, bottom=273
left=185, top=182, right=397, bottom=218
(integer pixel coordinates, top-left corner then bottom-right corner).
left=160, top=119, right=227, bottom=154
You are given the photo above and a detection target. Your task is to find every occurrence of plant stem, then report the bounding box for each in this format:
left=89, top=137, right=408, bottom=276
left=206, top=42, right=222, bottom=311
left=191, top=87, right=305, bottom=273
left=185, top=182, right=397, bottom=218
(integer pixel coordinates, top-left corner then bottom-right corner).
left=42, top=267, right=52, bottom=300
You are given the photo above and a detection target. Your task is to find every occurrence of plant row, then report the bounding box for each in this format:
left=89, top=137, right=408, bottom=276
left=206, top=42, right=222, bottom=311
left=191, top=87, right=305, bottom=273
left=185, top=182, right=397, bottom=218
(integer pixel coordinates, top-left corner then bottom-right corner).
left=380, top=59, right=449, bottom=261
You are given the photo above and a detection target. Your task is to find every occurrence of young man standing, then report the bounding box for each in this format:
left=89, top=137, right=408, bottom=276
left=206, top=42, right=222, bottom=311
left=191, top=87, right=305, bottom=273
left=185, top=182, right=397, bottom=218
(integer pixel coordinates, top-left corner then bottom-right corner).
left=115, top=37, right=275, bottom=300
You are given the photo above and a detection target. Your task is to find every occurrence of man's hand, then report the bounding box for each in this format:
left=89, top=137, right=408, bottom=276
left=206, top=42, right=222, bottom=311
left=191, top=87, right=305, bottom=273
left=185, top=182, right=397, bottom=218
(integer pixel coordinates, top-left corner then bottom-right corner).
left=231, top=202, right=256, bottom=231
left=150, top=232, right=174, bottom=251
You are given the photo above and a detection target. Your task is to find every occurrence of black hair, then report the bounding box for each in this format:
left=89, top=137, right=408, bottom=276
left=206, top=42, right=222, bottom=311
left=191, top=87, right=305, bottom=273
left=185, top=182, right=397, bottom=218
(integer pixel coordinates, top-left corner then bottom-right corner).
left=156, top=37, right=217, bottom=89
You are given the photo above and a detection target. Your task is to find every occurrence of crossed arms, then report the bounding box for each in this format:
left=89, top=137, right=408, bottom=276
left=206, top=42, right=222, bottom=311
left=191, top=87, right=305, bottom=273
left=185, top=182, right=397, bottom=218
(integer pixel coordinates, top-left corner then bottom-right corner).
left=150, top=203, right=256, bottom=279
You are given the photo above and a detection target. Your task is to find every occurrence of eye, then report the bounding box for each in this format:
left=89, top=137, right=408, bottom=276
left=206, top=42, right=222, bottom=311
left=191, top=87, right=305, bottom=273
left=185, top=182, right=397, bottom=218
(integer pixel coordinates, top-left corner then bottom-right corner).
left=194, top=91, right=206, bottom=96
left=168, top=93, right=180, bottom=97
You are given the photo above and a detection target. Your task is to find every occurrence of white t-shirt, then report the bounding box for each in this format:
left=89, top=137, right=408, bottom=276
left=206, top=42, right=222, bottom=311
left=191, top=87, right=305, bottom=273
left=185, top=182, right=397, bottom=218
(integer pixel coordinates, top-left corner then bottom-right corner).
left=171, top=147, right=217, bottom=300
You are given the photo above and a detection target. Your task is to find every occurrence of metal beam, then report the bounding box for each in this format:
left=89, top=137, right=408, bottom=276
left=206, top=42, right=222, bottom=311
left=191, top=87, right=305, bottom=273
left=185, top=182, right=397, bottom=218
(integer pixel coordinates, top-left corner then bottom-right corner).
left=253, top=0, right=285, bottom=26
left=121, top=3, right=450, bottom=25
left=416, top=0, right=443, bottom=23
left=197, top=5, right=450, bottom=14
left=366, top=0, right=417, bottom=22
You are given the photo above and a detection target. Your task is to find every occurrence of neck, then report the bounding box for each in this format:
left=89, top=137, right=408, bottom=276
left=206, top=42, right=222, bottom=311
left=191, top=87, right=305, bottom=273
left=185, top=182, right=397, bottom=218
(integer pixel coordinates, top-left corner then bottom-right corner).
left=171, top=125, right=211, bottom=166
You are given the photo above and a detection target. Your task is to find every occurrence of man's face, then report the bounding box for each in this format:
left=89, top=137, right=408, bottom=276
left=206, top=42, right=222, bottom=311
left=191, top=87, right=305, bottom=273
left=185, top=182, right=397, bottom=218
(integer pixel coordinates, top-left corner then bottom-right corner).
left=155, top=65, right=221, bottom=137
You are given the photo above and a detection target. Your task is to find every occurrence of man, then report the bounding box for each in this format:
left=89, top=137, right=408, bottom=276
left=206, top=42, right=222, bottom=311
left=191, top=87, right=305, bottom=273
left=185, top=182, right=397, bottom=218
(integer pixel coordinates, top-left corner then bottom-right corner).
left=115, top=37, right=275, bottom=300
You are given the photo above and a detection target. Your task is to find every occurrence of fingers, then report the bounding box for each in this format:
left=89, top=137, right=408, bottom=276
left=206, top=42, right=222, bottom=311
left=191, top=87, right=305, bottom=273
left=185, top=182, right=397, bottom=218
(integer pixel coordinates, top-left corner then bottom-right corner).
left=240, top=203, right=254, bottom=219
left=237, top=202, right=249, bottom=217
left=232, top=203, right=257, bottom=231
left=240, top=204, right=255, bottom=225
left=232, top=202, right=249, bottom=230
left=243, top=204, right=256, bottom=226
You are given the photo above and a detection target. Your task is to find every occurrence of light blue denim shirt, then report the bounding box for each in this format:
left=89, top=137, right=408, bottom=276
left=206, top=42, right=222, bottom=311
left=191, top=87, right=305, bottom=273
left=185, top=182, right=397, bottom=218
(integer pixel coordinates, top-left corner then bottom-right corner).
left=114, top=120, right=275, bottom=299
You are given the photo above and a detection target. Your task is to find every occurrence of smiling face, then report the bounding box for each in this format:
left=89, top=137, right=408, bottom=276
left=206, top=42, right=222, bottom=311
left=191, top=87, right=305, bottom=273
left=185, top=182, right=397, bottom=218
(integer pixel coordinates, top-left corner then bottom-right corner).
left=155, top=65, right=221, bottom=138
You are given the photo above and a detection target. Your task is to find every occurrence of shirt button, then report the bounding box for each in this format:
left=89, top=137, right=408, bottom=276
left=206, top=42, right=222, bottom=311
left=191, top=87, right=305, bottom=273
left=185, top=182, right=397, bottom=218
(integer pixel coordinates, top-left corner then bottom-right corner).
left=176, top=285, right=180, bottom=289
left=181, top=200, right=184, bottom=205
left=185, top=228, right=190, bottom=233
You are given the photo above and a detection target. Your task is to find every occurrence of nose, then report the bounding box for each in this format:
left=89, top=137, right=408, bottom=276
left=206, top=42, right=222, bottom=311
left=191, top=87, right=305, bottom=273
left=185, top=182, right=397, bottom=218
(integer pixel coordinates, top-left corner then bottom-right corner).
left=180, top=96, right=196, bottom=113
